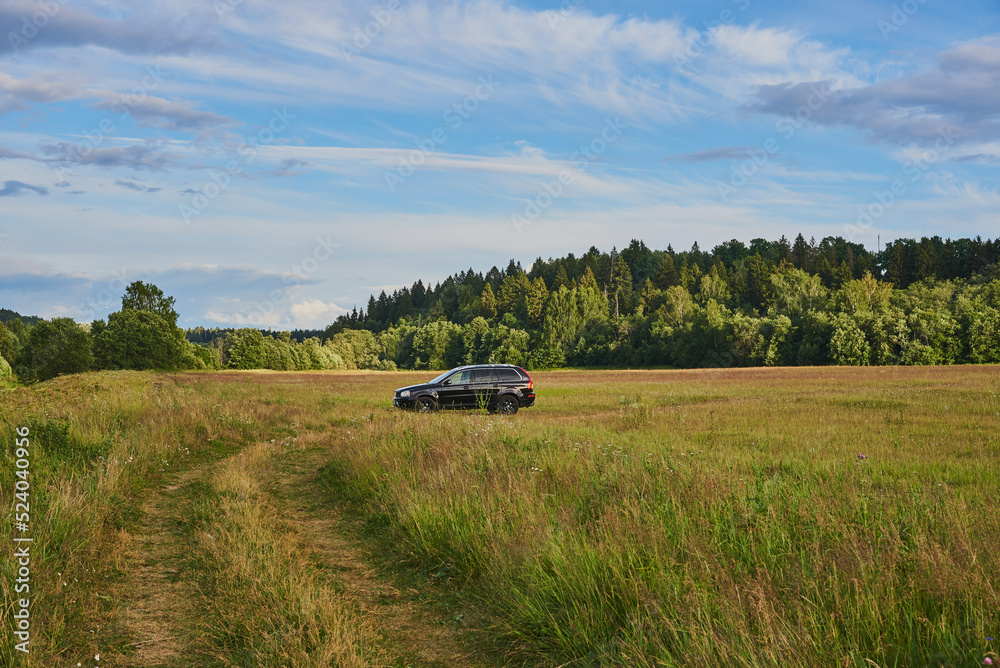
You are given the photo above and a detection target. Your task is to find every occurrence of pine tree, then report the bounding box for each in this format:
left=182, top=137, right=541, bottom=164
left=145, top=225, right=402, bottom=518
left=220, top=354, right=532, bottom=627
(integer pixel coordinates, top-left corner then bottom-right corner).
left=834, top=260, right=852, bottom=289
left=941, top=239, right=959, bottom=279
left=499, top=271, right=531, bottom=315
left=479, top=284, right=497, bottom=319
left=690, top=242, right=703, bottom=269
left=915, top=237, right=937, bottom=280
left=526, top=277, right=549, bottom=327
left=609, top=255, right=633, bottom=318
left=639, top=278, right=658, bottom=313
left=745, top=254, right=773, bottom=312
left=885, top=244, right=905, bottom=286
left=376, top=291, right=390, bottom=323
left=411, top=280, right=426, bottom=309
left=578, top=266, right=599, bottom=291
left=652, top=253, right=678, bottom=289
left=776, top=235, right=792, bottom=264
left=553, top=265, right=570, bottom=290
left=792, top=233, right=809, bottom=270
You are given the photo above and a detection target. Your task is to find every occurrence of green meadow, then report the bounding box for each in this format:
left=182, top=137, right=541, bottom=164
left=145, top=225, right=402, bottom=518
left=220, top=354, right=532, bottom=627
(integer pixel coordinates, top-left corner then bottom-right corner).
left=2, top=366, right=998, bottom=666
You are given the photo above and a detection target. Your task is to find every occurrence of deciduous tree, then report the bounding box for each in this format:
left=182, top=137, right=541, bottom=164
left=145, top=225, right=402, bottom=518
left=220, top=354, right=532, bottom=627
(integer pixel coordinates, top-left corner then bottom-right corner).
left=15, top=318, right=93, bottom=382
left=122, top=281, right=179, bottom=327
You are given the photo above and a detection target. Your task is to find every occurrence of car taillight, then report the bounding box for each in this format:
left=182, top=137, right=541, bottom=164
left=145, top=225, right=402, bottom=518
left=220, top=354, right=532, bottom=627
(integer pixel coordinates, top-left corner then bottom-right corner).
left=521, top=368, right=533, bottom=389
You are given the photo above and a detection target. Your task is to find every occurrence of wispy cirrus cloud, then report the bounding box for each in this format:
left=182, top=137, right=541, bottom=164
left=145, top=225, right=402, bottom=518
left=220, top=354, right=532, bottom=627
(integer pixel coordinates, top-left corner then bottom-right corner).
left=115, top=179, right=161, bottom=193
left=0, top=180, right=48, bottom=196
left=666, top=146, right=760, bottom=163
left=39, top=141, right=181, bottom=171
left=1, top=0, right=997, bottom=329
left=0, top=146, right=35, bottom=160
left=92, top=95, right=235, bottom=132
left=0, top=1, right=220, bottom=56
left=1, top=71, right=236, bottom=134
left=0, top=71, right=83, bottom=111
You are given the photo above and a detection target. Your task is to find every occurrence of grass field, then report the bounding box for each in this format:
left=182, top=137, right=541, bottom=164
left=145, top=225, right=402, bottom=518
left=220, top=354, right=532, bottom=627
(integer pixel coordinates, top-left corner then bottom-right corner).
left=2, top=366, right=999, bottom=667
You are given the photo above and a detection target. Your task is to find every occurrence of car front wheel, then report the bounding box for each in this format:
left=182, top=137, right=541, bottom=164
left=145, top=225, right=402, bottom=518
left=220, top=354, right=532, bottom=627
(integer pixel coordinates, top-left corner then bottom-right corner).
left=415, top=396, right=437, bottom=413
left=495, top=395, right=519, bottom=415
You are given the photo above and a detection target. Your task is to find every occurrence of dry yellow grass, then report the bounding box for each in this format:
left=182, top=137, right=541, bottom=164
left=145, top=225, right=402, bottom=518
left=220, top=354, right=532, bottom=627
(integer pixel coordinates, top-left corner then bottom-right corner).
left=315, top=365, right=1000, bottom=667
left=2, top=366, right=998, bottom=667
left=189, top=439, right=385, bottom=667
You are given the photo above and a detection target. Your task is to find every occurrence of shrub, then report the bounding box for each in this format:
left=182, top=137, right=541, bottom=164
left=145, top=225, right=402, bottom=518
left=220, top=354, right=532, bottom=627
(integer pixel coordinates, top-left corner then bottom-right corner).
left=0, top=321, right=15, bottom=363
left=190, top=344, right=222, bottom=370
left=15, top=318, right=93, bottom=382
left=222, top=329, right=268, bottom=369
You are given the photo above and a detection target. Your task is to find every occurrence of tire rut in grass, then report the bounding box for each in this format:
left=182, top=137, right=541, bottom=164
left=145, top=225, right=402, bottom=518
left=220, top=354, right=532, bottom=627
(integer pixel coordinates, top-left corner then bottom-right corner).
left=116, top=469, right=202, bottom=667
left=273, top=448, right=495, bottom=668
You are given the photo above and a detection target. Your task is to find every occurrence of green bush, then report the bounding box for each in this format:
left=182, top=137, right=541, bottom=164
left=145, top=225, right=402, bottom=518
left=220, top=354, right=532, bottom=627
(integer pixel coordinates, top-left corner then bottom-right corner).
left=0, top=321, right=15, bottom=363
left=15, top=317, right=93, bottom=382
left=189, top=343, right=221, bottom=370
left=222, top=329, right=267, bottom=369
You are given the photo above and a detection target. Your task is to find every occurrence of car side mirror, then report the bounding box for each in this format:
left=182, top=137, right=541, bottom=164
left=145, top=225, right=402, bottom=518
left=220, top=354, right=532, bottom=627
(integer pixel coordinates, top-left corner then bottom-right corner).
left=442, top=379, right=451, bottom=386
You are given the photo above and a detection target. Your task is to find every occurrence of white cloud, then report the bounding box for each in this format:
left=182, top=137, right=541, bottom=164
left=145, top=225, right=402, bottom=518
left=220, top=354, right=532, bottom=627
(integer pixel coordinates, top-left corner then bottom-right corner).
left=713, top=23, right=805, bottom=69
left=0, top=71, right=83, bottom=111
left=289, top=299, right=347, bottom=329
left=204, top=298, right=347, bottom=329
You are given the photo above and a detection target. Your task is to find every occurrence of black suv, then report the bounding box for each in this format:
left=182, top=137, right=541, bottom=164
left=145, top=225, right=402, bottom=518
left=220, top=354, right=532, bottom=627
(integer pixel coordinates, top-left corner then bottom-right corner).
left=393, top=364, right=535, bottom=414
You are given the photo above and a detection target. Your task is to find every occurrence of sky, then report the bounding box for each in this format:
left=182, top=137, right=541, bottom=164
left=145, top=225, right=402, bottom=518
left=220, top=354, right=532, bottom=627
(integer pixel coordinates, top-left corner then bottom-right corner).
left=0, top=0, right=998, bottom=328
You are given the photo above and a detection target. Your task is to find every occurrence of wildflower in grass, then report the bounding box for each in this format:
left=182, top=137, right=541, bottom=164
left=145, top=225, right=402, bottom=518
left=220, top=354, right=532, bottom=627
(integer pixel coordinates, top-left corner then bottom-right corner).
left=984, top=658, right=992, bottom=666
left=857, top=452, right=867, bottom=460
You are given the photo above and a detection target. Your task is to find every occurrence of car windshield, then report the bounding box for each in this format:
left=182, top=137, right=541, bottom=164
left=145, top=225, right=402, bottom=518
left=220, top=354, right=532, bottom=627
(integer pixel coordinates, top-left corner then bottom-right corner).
left=428, top=369, right=460, bottom=384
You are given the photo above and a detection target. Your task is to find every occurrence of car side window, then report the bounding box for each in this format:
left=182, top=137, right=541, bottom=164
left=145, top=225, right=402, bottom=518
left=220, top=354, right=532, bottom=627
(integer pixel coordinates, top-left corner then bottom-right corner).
left=449, top=370, right=471, bottom=384
left=497, top=369, right=519, bottom=382
left=471, top=369, right=495, bottom=384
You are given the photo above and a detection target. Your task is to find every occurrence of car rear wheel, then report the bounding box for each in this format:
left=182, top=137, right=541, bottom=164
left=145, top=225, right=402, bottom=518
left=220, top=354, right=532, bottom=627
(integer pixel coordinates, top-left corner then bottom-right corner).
left=415, top=396, right=437, bottom=413
left=496, top=395, right=519, bottom=415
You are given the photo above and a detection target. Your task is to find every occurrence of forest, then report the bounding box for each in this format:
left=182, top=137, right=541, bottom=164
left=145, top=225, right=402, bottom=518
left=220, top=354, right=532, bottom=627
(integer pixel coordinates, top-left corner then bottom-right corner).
left=182, top=233, right=1000, bottom=371
left=2, top=234, right=999, bottom=381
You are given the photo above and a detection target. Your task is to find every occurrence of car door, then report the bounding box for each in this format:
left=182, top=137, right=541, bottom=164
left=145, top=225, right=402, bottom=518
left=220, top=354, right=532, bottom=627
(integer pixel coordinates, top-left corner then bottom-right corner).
left=494, top=367, right=522, bottom=401
left=469, top=368, right=497, bottom=409
left=438, top=369, right=472, bottom=408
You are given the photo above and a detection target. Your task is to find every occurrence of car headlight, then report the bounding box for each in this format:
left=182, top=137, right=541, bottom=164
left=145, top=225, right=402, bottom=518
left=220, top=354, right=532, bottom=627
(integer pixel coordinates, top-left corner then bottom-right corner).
left=399, top=390, right=410, bottom=397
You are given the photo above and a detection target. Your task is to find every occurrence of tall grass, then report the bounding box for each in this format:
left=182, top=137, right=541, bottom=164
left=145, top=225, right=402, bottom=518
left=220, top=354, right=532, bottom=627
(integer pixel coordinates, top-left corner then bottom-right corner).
left=0, top=372, right=191, bottom=665
left=318, top=366, right=1000, bottom=667
left=3, top=367, right=997, bottom=666
left=0, top=371, right=378, bottom=666
left=183, top=440, right=385, bottom=667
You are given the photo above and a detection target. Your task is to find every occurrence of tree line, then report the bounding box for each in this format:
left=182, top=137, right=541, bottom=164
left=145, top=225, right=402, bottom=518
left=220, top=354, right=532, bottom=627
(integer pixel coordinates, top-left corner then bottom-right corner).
left=2, top=234, right=998, bottom=382
left=0, top=282, right=218, bottom=383
left=320, top=234, right=1000, bottom=369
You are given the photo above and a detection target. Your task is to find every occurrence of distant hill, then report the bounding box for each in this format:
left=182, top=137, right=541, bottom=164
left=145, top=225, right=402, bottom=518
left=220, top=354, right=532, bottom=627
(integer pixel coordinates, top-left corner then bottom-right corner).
left=0, top=308, right=42, bottom=326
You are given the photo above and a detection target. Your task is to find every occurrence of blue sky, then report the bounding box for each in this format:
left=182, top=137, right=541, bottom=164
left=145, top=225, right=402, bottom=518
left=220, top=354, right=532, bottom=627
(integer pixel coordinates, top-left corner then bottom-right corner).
left=1, top=0, right=998, bottom=328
